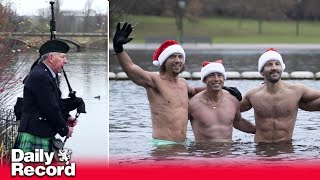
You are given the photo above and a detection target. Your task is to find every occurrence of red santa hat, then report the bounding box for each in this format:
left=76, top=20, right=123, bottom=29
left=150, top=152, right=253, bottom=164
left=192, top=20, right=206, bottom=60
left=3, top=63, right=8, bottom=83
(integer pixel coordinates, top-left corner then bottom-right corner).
left=153, top=40, right=185, bottom=67
left=200, top=60, right=227, bottom=82
left=258, top=48, right=286, bottom=74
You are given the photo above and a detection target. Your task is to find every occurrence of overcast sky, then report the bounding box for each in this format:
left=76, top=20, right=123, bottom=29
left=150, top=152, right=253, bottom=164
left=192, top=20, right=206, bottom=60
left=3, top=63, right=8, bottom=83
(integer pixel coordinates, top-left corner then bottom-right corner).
left=5, top=0, right=108, bottom=15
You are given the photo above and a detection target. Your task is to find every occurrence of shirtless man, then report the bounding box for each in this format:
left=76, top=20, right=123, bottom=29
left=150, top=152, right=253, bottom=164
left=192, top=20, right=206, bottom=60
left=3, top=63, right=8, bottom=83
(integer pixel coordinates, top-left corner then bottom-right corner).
left=241, top=48, right=320, bottom=143
left=189, top=60, right=255, bottom=143
left=113, top=22, right=203, bottom=146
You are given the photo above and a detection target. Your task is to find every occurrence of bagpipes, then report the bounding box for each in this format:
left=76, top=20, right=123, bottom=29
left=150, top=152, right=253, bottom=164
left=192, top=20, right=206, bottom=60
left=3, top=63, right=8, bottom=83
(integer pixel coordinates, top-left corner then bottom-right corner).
left=47, top=1, right=86, bottom=121
left=14, top=1, right=86, bottom=134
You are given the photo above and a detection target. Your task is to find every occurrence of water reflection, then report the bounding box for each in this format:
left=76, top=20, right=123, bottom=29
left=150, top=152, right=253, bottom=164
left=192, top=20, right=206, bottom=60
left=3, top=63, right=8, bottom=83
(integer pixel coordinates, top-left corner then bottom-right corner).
left=151, top=144, right=188, bottom=159
left=149, top=141, right=298, bottom=159
left=188, top=142, right=233, bottom=158
left=255, top=142, right=294, bottom=157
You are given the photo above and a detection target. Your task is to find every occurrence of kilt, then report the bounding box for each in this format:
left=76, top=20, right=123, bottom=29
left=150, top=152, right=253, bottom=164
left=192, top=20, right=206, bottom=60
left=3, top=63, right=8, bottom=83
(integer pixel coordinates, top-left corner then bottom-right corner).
left=13, top=132, right=51, bottom=153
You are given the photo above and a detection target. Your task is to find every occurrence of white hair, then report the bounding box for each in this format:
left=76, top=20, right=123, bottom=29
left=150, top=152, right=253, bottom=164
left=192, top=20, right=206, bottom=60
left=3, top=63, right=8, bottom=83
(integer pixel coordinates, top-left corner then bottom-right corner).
left=39, top=52, right=59, bottom=63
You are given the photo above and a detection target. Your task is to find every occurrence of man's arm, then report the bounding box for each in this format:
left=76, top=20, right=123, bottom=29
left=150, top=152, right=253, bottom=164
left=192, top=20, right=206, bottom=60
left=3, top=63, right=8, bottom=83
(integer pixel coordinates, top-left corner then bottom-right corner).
left=187, top=85, right=205, bottom=98
left=116, top=52, right=154, bottom=87
left=240, top=93, right=252, bottom=112
left=299, top=84, right=320, bottom=111
left=113, top=22, right=154, bottom=88
left=188, top=100, right=194, bottom=121
left=233, top=106, right=256, bottom=134
left=299, top=99, right=320, bottom=111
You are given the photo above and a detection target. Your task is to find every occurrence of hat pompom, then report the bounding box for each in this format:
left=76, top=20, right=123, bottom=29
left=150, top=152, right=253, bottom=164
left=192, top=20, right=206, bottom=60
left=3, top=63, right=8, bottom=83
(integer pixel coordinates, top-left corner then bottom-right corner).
left=202, top=61, right=210, bottom=67
left=153, top=60, right=160, bottom=66
left=215, top=59, right=223, bottom=64
left=265, top=48, right=278, bottom=52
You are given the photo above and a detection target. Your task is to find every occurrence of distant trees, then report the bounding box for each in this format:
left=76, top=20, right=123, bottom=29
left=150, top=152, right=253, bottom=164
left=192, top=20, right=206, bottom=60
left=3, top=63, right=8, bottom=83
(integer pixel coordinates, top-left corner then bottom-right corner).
left=109, top=0, right=130, bottom=33
left=110, top=0, right=320, bottom=36
left=58, top=0, right=107, bottom=33
left=0, top=1, right=27, bottom=107
left=0, top=0, right=108, bottom=107
left=83, top=0, right=94, bottom=32
left=0, top=0, right=107, bottom=34
left=110, top=0, right=320, bottom=21
left=0, top=1, right=18, bottom=32
left=185, top=0, right=203, bottom=23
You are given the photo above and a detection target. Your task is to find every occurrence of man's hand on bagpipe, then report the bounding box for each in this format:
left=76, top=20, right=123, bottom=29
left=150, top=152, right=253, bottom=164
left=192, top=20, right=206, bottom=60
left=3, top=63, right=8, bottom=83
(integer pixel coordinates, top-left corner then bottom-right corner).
left=67, top=116, right=78, bottom=127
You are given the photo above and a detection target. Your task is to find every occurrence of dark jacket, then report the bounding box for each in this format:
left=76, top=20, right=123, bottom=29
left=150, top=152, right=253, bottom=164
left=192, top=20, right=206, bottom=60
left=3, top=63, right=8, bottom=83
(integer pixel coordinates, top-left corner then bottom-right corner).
left=18, top=62, right=69, bottom=138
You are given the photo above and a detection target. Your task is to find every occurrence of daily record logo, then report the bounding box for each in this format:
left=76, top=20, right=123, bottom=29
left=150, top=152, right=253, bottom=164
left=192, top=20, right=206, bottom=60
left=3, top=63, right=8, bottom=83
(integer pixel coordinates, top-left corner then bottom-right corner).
left=11, top=149, right=75, bottom=177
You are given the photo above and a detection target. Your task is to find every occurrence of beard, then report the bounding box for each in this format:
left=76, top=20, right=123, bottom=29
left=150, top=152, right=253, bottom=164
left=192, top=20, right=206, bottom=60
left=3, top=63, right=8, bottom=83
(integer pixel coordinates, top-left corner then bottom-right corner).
left=171, top=64, right=182, bottom=74
left=268, top=77, right=280, bottom=83
left=266, top=70, right=281, bottom=83
left=172, top=68, right=181, bottom=75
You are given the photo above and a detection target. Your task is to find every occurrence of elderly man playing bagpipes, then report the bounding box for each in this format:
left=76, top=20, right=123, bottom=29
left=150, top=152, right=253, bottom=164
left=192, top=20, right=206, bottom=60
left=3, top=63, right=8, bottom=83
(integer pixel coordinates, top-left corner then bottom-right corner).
left=13, top=1, right=86, bottom=154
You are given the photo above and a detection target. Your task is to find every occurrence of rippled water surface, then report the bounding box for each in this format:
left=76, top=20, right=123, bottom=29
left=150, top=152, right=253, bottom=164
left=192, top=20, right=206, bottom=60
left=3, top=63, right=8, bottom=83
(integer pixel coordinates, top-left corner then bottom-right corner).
left=110, top=80, right=320, bottom=166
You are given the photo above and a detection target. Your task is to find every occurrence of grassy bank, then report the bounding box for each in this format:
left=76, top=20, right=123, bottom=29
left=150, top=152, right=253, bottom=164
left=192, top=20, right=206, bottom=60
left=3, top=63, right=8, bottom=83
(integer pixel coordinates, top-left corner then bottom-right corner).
left=117, top=15, right=320, bottom=43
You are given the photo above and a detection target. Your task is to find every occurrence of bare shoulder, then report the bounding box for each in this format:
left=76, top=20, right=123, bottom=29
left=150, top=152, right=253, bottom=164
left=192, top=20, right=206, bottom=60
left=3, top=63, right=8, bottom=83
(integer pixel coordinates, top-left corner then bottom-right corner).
left=178, top=77, right=189, bottom=86
left=189, top=90, right=204, bottom=104
left=285, top=81, right=308, bottom=93
left=178, top=77, right=192, bottom=91
left=144, top=72, right=160, bottom=87
left=222, top=89, right=239, bottom=105
left=148, top=71, right=160, bottom=79
left=245, top=84, right=264, bottom=98
left=287, top=81, right=306, bottom=89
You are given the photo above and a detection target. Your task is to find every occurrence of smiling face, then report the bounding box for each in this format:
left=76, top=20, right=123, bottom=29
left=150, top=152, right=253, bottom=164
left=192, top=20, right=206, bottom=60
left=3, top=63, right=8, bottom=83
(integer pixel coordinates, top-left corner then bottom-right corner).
left=160, top=53, right=185, bottom=75
left=204, top=72, right=225, bottom=91
left=47, top=52, right=68, bottom=73
left=261, top=60, right=282, bottom=83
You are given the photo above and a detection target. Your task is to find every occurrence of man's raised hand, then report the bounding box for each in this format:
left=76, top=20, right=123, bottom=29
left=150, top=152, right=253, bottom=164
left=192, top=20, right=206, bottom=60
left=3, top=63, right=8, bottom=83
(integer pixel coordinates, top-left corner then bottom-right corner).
left=113, top=22, right=133, bottom=53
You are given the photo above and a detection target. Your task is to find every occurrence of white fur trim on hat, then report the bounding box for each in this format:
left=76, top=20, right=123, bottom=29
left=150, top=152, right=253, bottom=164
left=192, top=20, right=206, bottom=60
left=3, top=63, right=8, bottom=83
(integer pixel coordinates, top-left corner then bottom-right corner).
left=154, top=44, right=185, bottom=67
left=258, top=50, right=286, bottom=74
left=153, top=61, right=160, bottom=66
left=201, top=63, right=227, bottom=82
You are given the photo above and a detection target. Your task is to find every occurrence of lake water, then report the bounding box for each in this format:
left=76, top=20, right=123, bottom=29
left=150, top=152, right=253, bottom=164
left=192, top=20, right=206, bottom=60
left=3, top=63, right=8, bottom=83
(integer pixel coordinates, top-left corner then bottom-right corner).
left=1, top=51, right=108, bottom=162
left=109, top=80, right=320, bottom=166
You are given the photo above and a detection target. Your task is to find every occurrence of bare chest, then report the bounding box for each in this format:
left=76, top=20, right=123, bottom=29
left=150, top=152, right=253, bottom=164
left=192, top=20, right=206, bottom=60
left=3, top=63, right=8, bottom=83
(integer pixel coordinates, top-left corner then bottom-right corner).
left=250, top=92, right=299, bottom=118
left=191, top=97, right=237, bottom=126
left=148, top=79, right=188, bottom=106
